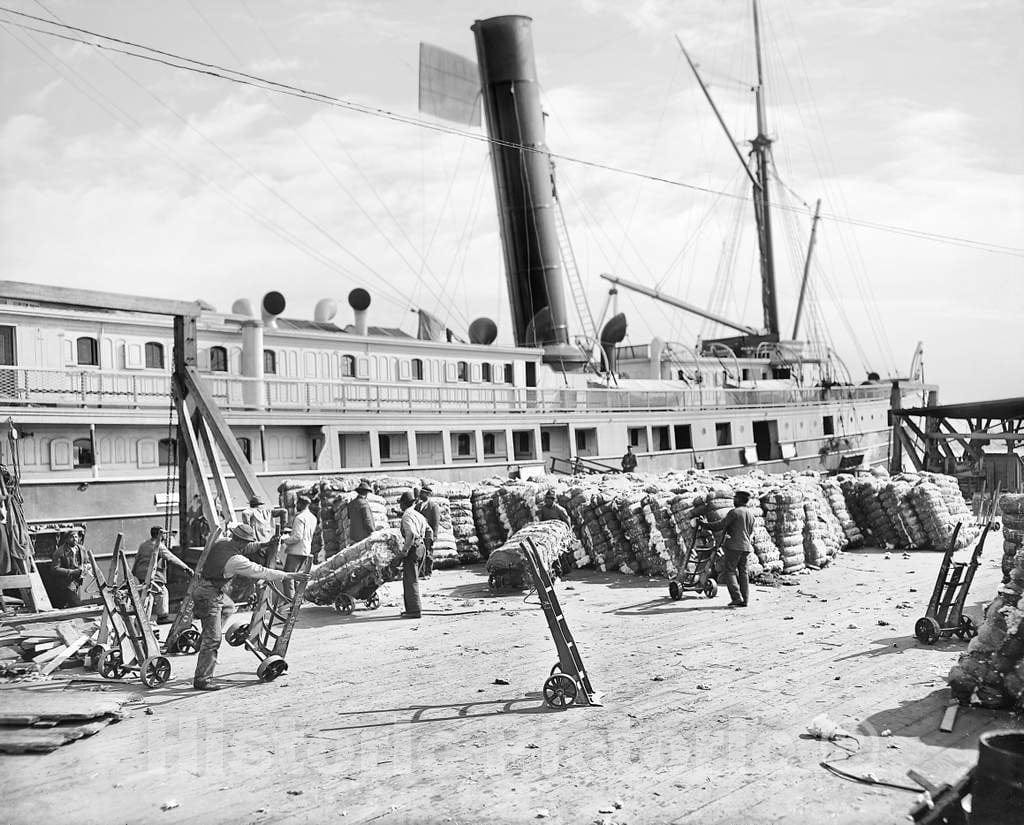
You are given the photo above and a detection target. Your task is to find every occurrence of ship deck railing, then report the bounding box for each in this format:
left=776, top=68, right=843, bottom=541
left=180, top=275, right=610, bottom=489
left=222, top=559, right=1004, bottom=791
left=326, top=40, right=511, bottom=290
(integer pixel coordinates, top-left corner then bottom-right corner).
left=0, top=366, right=893, bottom=415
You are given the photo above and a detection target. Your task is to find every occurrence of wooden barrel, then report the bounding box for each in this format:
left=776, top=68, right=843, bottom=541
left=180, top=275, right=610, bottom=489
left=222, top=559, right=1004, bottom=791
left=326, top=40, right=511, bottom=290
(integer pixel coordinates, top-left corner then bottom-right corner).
left=972, top=730, right=1024, bottom=825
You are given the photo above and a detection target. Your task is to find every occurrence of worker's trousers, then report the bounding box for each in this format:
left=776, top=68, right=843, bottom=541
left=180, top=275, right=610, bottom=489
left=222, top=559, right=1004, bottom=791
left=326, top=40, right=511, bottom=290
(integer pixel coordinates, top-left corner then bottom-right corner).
left=402, top=548, right=422, bottom=617
left=281, top=554, right=307, bottom=600
left=193, top=584, right=235, bottom=686
left=719, top=549, right=750, bottom=605
left=149, top=583, right=169, bottom=619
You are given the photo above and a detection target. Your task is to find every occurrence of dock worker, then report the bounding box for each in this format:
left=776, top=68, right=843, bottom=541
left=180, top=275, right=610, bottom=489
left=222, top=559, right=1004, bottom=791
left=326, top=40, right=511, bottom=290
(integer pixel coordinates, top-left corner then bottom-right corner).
left=347, top=479, right=376, bottom=544
left=132, top=526, right=193, bottom=624
left=538, top=490, right=571, bottom=526
left=704, top=490, right=756, bottom=608
left=399, top=491, right=432, bottom=619
left=241, top=495, right=275, bottom=543
left=621, top=445, right=637, bottom=473
left=414, top=485, right=441, bottom=577
left=281, top=495, right=317, bottom=598
left=50, top=530, right=86, bottom=608
left=192, top=523, right=308, bottom=691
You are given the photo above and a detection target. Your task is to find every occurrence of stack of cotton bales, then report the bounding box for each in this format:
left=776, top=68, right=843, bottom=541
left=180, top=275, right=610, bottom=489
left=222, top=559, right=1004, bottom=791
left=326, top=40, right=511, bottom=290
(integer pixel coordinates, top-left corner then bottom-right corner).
left=669, top=490, right=706, bottom=554
left=431, top=481, right=480, bottom=563
left=594, top=487, right=637, bottom=574
left=820, top=478, right=864, bottom=548
left=644, top=491, right=683, bottom=578
left=999, top=494, right=1024, bottom=581
left=317, top=476, right=361, bottom=558
left=471, top=480, right=506, bottom=558
left=880, top=477, right=929, bottom=549
left=763, top=487, right=806, bottom=573
left=854, top=477, right=900, bottom=548
left=426, top=495, right=460, bottom=569
left=485, top=520, right=575, bottom=585
left=496, top=482, right=541, bottom=535
left=798, top=481, right=841, bottom=567
left=615, top=488, right=656, bottom=573
left=375, top=476, right=420, bottom=527
left=926, top=473, right=979, bottom=549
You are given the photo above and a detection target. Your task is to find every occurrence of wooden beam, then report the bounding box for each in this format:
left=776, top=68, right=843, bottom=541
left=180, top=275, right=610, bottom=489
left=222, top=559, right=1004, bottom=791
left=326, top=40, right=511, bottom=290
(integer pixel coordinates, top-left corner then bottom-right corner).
left=194, top=410, right=235, bottom=524
left=937, top=418, right=970, bottom=451
left=897, top=427, right=924, bottom=471
left=922, top=432, right=1024, bottom=442
left=174, top=393, right=221, bottom=529
left=181, top=366, right=268, bottom=504
left=0, top=280, right=200, bottom=318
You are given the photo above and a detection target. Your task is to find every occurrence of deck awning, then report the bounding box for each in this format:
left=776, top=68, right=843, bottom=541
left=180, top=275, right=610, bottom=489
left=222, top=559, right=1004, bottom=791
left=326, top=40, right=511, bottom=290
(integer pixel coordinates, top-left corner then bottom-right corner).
left=893, top=397, right=1024, bottom=420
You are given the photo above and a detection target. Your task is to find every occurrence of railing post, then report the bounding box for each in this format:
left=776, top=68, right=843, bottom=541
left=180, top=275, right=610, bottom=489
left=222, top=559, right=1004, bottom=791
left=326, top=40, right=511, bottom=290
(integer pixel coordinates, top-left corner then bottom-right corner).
left=131, top=375, right=139, bottom=407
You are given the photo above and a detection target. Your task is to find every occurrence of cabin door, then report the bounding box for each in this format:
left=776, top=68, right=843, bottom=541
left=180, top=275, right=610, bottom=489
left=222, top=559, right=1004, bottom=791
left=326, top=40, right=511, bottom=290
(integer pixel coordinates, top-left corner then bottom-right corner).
left=752, top=420, right=779, bottom=461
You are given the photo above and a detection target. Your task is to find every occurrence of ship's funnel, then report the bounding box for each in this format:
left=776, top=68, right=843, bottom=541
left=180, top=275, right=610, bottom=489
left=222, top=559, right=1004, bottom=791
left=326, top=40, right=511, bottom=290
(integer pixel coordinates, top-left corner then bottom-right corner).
left=231, top=298, right=255, bottom=317
left=314, top=298, right=338, bottom=324
left=349, top=288, right=371, bottom=336
left=600, top=312, right=627, bottom=374
left=472, top=15, right=584, bottom=370
left=468, top=317, right=498, bottom=345
left=261, top=291, right=286, bottom=329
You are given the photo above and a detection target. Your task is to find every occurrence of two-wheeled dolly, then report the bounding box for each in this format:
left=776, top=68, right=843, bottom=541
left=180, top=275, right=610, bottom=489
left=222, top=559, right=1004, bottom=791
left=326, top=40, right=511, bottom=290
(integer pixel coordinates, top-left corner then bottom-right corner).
left=914, top=519, right=993, bottom=645
left=668, top=520, right=720, bottom=601
left=225, top=556, right=311, bottom=681
left=520, top=537, right=602, bottom=710
left=162, top=527, right=222, bottom=656
left=86, top=544, right=172, bottom=688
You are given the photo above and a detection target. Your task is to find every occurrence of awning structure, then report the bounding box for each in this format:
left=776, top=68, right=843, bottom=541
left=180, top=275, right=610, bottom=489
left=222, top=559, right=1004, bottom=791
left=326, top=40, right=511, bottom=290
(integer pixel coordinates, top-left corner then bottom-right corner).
left=894, top=397, right=1024, bottom=420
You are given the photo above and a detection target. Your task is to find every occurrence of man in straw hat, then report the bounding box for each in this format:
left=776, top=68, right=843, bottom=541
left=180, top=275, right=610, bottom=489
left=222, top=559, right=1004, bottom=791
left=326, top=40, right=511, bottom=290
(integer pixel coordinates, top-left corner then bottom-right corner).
left=281, top=494, right=317, bottom=598
left=348, top=478, right=376, bottom=544
left=192, top=523, right=308, bottom=691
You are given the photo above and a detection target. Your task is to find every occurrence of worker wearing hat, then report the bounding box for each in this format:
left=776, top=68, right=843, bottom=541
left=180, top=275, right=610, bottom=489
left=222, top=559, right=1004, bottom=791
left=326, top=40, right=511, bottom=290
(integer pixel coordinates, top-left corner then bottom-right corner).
left=704, top=490, right=755, bottom=608
left=50, top=529, right=86, bottom=609
left=132, top=526, right=193, bottom=624
left=281, top=494, right=317, bottom=599
left=242, top=494, right=275, bottom=544
left=413, top=485, right=441, bottom=577
left=399, top=491, right=432, bottom=618
left=192, top=522, right=309, bottom=691
left=347, top=479, right=376, bottom=544
left=538, top=489, right=571, bottom=526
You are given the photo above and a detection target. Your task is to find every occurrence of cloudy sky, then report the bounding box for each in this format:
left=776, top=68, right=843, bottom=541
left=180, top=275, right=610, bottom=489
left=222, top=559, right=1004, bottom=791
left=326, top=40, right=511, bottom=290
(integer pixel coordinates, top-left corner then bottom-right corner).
left=1, top=0, right=1021, bottom=402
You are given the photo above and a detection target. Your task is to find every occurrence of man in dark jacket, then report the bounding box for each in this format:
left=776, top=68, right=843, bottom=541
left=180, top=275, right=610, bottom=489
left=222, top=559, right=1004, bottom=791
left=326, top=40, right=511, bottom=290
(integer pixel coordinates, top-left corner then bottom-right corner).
left=50, top=530, right=86, bottom=608
left=133, top=526, right=193, bottom=623
left=705, top=490, right=756, bottom=608
left=347, top=479, right=376, bottom=544
left=414, top=485, right=441, bottom=577
left=538, top=490, right=571, bottom=526
left=621, top=445, right=638, bottom=473
left=192, top=523, right=308, bottom=691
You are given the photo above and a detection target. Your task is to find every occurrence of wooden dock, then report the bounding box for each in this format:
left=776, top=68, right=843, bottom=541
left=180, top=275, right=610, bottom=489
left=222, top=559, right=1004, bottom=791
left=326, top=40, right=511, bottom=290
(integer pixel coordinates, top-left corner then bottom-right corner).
left=2, top=548, right=1020, bottom=824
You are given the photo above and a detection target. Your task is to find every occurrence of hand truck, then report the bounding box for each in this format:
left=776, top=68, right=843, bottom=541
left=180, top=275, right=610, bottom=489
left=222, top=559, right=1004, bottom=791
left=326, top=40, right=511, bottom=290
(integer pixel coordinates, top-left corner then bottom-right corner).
left=162, top=527, right=223, bottom=656
left=520, top=537, right=602, bottom=710
left=86, top=546, right=172, bottom=688
left=224, top=555, right=311, bottom=682
left=914, top=519, right=994, bottom=645
left=668, top=520, right=720, bottom=601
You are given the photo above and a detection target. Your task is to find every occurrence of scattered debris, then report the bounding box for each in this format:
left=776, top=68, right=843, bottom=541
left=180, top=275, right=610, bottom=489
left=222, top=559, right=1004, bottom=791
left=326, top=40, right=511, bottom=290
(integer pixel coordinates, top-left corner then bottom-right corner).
left=696, top=683, right=711, bottom=691
left=535, top=809, right=549, bottom=819
left=877, top=619, right=890, bottom=627
left=651, top=675, right=664, bottom=682
left=160, top=801, right=180, bottom=812
left=287, top=790, right=303, bottom=796
left=881, top=729, right=892, bottom=737
left=806, top=714, right=849, bottom=741
left=493, top=678, right=510, bottom=685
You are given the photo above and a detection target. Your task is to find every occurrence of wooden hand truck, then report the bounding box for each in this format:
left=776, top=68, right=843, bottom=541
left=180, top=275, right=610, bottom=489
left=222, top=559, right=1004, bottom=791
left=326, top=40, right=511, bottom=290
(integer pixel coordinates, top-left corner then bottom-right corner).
left=668, top=519, right=720, bottom=601
left=162, top=527, right=222, bottom=656
left=86, top=546, right=172, bottom=688
left=520, top=537, right=602, bottom=710
left=224, top=544, right=310, bottom=682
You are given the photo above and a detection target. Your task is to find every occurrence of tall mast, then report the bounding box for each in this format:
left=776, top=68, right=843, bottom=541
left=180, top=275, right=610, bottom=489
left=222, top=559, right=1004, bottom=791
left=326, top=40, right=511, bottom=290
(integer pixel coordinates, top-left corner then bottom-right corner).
left=751, top=0, right=780, bottom=336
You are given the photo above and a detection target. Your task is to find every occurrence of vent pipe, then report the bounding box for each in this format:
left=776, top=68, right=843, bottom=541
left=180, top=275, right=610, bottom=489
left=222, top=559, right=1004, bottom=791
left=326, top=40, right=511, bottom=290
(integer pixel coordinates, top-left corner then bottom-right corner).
left=261, top=291, right=286, bottom=328
left=314, top=298, right=338, bottom=324
left=349, top=288, right=371, bottom=336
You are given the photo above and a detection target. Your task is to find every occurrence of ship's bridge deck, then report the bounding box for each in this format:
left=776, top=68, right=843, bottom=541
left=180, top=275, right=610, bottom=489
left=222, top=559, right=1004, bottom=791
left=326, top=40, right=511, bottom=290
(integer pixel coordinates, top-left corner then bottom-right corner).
left=0, top=365, right=894, bottom=415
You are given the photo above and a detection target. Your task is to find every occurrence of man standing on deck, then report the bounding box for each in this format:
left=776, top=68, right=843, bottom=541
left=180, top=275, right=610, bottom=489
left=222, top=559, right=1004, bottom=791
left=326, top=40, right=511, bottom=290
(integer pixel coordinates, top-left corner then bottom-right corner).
left=621, top=445, right=637, bottom=473
left=538, top=489, right=571, bottom=526
left=399, top=491, right=431, bottom=619
left=280, top=495, right=316, bottom=598
left=704, top=490, right=756, bottom=608
left=414, top=485, right=441, bottom=578
left=191, top=523, right=308, bottom=691
left=348, top=479, right=376, bottom=544
left=133, top=526, right=193, bottom=623
left=242, top=495, right=275, bottom=543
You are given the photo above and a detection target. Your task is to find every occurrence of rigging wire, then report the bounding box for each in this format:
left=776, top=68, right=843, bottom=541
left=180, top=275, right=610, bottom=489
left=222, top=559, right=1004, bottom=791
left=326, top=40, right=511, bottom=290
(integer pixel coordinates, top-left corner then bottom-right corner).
left=2, top=6, right=1021, bottom=259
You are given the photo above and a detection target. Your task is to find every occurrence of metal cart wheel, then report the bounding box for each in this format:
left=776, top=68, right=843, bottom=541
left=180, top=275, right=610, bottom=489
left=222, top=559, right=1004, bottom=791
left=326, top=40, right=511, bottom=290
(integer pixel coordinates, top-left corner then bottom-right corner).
left=914, top=616, right=941, bottom=645
left=957, top=616, right=978, bottom=641
left=487, top=573, right=500, bottom=593
left=334, top=594, right=355, bottom=615
left=703, top=578, right=719, bottom=599
left=668, top=580, right=682, bottom=601
left=257, top=655, right=289, bottom=682
left=550, top=661, right=561, bottom=676
left=543, top=673, right=579, bottom=710
left=365, top=593, right=381, bottom=610
left=98, top=649, right=127, bottom=680
left=225, top=623, right=250, bottom=647
left=173, top=627, right=201, bottom=655
left=140, top=655, right=172, bottom=688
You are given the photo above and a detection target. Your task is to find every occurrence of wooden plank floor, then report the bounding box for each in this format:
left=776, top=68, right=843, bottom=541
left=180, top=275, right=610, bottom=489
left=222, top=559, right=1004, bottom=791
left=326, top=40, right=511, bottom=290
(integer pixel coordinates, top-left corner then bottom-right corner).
left=2, top=547, right=1020, bottom=825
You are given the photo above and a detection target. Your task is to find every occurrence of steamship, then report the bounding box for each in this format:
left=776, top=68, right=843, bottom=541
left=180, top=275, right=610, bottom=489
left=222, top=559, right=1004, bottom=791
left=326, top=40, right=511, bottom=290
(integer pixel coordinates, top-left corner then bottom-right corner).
left=0, top=13, right=927, bottom=564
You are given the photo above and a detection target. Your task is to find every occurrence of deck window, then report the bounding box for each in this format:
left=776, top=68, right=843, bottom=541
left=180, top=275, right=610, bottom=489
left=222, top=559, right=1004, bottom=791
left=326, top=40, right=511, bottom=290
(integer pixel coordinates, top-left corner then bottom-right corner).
left=144, top=342, right=164, bottom=369
left=652, top=426, right=671, bottom=451
left=210, top=346, right=228, bottom=372
left=263, top=349, right=277, bottom=375
left=456, top=433, right=473, bottom=457
left=512, top=430, right=534, bottom=461
left=822, top=415, right=835, bottom=435
left=627, top=427, right=648, bottom=451
left=237, top=437, right=252, bottom=462
left=411, top=358, right=424, bottom=380
left=483, top=433, right=497, bottom=456
left=76, top=337, right=98, bottom=366
left=73, top=437, right=94, bottom=468
left=503, top=363, right=514, bottom=385
left=541, top=431, right=551, bottom=452
left=0, top=325, right=15, bottom=366
left=715, top=422, right=733, bottom=446
left=481, top=362, right=492, bottom=383
left=158, top=438, right=177, bottom=466
left=674, top=425, right=693, bottom=450
left=341, top=355, right=356, bottom=378
left=457, top=361, right=468, bottom=382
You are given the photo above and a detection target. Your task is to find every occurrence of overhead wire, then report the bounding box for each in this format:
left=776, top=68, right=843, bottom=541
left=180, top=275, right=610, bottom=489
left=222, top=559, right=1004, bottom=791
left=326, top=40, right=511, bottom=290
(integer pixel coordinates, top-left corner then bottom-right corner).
left=2, top=6, right=1021, bottom=259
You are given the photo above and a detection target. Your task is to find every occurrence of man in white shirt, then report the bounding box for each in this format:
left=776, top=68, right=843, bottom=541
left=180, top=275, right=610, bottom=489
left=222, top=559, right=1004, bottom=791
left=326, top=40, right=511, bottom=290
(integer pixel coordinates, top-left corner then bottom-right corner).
left=399, top=491, right=431, bottom=619
left=192, top=523, right=308, bottom=691
left=281, top=495, right=317, bottom=599
left=242, top=495, right=275, bottom=543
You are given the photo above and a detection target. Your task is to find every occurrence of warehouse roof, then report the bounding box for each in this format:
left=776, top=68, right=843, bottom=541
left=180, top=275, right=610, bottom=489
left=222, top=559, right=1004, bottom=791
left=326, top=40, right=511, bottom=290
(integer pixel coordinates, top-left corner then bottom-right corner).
left=894, top=396, right=1024, bottom=420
